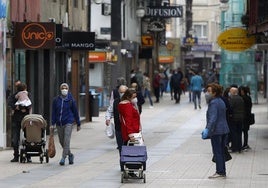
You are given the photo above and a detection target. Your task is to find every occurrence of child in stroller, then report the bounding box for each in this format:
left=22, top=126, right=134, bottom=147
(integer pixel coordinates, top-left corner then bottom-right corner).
left=20, top=114, right=49, bottom=163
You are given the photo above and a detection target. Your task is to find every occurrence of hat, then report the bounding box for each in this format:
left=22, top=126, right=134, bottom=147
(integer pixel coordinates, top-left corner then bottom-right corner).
left=60, top=83, right=69, bottom=90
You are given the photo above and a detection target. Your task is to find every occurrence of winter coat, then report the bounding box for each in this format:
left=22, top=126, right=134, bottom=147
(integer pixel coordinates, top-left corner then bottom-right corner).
left=52, top=93, right=80, bottom=127
left=206, top=97, right=230, bottom=136
left=118, top=101, right=141, bottom=142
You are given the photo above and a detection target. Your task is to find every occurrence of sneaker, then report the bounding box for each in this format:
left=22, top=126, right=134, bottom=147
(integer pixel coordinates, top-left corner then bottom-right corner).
left=208, top=173, right=226, bottom=179
left=242, top=145, right=250, bottom=151
left=69, top=154, right=74, bottom=165
left=149, top=105, right=154, bottom=109
left=10, top=157, right=19, bottom=162
left=59, top=158, right=65, bottom=166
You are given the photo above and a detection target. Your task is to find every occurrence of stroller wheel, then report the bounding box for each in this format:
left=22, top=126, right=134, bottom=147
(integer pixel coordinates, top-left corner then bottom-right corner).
left=20, top=149, right=26, bottom=163
left=121, top=172, right=124, bottom=183
left=143, top=173, right=146, bottom=183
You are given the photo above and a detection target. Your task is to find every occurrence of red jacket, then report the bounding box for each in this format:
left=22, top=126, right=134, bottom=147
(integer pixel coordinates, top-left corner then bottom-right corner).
left=118, top=101, right=141, bottom=142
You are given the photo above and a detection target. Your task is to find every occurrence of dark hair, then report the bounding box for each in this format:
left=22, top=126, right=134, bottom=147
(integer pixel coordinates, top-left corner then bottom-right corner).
left=121, top=88, right=136, bottom=101
left=206, top=83, right=222, bottom=97
left=17, top=83, right=27, bottom=92
left=238, top=86, right=251, bottom=96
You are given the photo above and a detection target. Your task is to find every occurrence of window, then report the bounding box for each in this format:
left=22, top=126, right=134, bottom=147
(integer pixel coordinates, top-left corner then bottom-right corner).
left=73, top=0, right=78, bottom=8
left=193, top=23, right=207, bottom=38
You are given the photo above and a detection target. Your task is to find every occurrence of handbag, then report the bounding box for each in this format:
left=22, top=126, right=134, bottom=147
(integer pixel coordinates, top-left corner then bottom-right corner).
left=48, top=133, right=56, bottom=158
left=249, top=113, right=255, bottom=125
left=212, top=146, right=232, bottom=163
left=105, top=122, right=115, bottom=139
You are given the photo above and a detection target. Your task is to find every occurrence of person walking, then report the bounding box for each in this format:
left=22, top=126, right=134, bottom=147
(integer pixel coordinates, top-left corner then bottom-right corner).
left=8, top=80, right=32, bottom=162
left=118, top=88, right=141, bottom=146
left=143, top=72, right=153, bottom=108
left=131, top=82, right=145, bottom=114
left=170, top=68, right=183, bottom=104
left=152, top=70, right=161, bottom=103
left=118, top=88, right=142, bottom=175
left=238, top=86, right=252, bottom=151
left=105, top=85, right=128, bottom=153
left=202, top=83, right=230, bottom=179
left=228, top=87, right=245, bottom=153
left=51, top=83, right=81, bottom=166
left=190, top=70, right=204, bottom=109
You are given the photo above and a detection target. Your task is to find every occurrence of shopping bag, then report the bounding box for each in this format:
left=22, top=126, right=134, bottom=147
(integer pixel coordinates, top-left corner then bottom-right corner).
left=48, top=133, right=56, bottom=158
left=105, top=122, right=115, bottom=139
left=249, top=113, right=255, bottom=125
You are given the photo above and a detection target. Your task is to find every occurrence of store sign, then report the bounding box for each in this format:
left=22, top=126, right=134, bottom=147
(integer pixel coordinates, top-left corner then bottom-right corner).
left=158, top=56, right=174, bottom=64
left=63, top=32, right=95, bottom=50
left=183, top=37, right=198, bottom=46
left=88, top=51, right=106, bottom=62
left=14, top=22, right=55, bottom=49
left=141, top=34, right=153, bottom=48
left=217, top=28, right=255, bottom=52
left=148, top=21, right=165, bottom=32
left=146, top=6, right=183, bottom=17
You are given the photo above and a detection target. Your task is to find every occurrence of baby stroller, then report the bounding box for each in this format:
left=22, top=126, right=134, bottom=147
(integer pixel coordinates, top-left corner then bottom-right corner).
left=120, top=143, right=147, bottom=183
left=20, top=114, right=49, bottom=163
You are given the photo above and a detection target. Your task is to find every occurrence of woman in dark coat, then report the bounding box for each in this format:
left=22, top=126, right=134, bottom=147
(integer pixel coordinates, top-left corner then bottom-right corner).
left=238, top=86, right=252, bottom=150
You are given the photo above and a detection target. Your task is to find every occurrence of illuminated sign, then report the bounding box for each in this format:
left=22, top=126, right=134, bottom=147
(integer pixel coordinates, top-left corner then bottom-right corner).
left=158, top=56, right=174, bottom=64
left=141, top=34, right=154, bottom=48
left=217, top=28, right=255, bottom=52
left=89, top=52, right=107, bottom=62
left=14, top=22, right=55, bottom=49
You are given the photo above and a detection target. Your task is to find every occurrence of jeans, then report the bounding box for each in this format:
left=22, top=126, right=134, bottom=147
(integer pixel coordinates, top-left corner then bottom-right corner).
left=192, top=90, right=201, bottom=108
left=211, top=134, right=228, bottom=175
left=11, top=120, right=21, bottom=157
left=143, top=88, right=153, bottom=106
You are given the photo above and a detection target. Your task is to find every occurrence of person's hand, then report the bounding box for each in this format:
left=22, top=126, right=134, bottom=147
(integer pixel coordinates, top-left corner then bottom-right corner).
left=77, top=126, right=81, bottom=132
left=201, top=128, right=209, bottom=139
left=105, top=119, right=110, bottom=126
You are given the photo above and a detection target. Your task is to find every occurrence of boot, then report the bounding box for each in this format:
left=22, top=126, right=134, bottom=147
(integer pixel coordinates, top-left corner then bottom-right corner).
left=10, top=156, right=19, bottom=162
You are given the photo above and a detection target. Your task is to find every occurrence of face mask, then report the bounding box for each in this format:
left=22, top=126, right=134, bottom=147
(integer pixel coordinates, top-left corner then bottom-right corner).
left=228, top=92, right=231, bottom=97
left=205, top=92, right=213, bottom=103
left=119, top=93, right=124, bottom=98
left=131, top=97, right=138, bottom=104
left=61, top=89, right=68, bottom=96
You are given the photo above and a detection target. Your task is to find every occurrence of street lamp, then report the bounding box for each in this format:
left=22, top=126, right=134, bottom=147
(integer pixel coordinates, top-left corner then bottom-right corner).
left=136, top=0, right=146, bottom=18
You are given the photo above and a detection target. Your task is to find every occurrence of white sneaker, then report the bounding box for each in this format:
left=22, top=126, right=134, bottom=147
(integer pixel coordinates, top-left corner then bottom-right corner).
left=208, top=173, right=226, bottom=179
left=149, top=106, right=154, bottom=109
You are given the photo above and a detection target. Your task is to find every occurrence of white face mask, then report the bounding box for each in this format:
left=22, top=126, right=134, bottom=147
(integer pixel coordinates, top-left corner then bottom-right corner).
left=61, top=89, right=68, bottom=96
left=131, top=97, right=138, bottom=104
left=119, top=93, right=124, bottom=98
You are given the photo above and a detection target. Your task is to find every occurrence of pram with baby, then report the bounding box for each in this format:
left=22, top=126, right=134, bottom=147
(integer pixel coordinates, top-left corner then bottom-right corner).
left=120, top=141, right=147, bottom=183
left=20, top=114, right=49, bottom=163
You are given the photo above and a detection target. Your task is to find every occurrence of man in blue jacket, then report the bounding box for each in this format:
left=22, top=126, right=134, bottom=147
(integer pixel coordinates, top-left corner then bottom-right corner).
left=190, top=70, right=204, bottom=109
left=51, top=83, right=81, bottom=166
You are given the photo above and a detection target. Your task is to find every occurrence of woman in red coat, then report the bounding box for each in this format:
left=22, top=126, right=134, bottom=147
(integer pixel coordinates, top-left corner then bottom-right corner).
left=118, top=88, right=141, bottom=145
